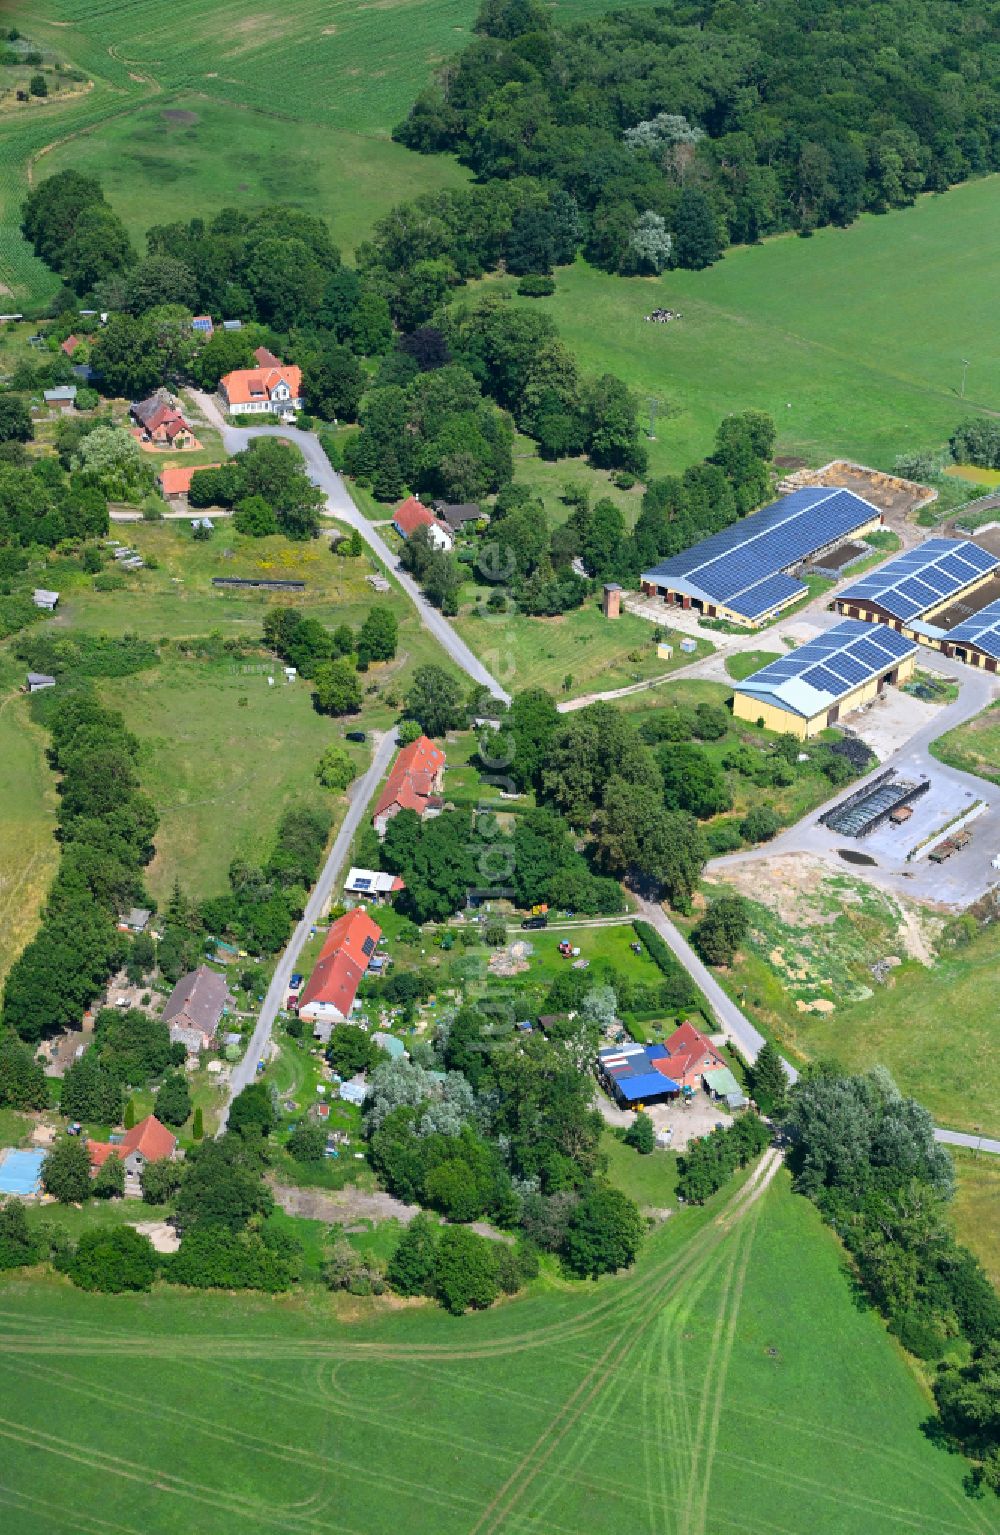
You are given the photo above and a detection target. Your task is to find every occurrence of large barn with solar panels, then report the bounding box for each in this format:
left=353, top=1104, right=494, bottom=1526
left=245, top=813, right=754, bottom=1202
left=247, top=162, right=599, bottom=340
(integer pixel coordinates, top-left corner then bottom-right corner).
left=639, top=486, right=883, bottom=628
left=941, top=598, right=1000, bottom=673
left=834, top=538, right=1000, bottom=646
left=732, top=619, right=918, bottom=738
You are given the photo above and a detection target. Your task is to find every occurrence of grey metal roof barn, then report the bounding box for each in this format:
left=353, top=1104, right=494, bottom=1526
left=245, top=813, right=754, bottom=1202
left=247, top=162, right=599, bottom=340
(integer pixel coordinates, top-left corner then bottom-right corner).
left=640, top=487, right=882, bottom=624
left=837, top=538, right=999, bottom=624
left=732, top=619, right=917, bottom=719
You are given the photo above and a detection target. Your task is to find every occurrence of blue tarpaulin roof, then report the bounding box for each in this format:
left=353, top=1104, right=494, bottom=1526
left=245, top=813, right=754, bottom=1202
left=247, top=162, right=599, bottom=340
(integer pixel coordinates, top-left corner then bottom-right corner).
left=615, top=1071, right=681, bottom=1103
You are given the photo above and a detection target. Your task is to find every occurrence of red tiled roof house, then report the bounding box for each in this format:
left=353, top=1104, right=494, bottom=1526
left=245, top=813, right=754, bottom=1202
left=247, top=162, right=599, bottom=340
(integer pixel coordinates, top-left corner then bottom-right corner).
left=219, top=353, right=303, bottom=422
left=297, top=909, right=382, bottom=1028
left=373, top=735, right=446, bottom=838
left=130, top=390, right=196, bottom=447
left=88, top=1114, right=178, bottom=1183
left=656, top=1020, right=726, bottom=1090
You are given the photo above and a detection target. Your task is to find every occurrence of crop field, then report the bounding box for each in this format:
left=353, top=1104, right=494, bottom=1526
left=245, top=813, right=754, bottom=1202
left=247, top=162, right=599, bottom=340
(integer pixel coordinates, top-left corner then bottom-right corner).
left=0, top=654, right=59, bottom=989
left=471, top=172, right=1000, bottom=475
left=0, top=1169, right=981, bottom=1535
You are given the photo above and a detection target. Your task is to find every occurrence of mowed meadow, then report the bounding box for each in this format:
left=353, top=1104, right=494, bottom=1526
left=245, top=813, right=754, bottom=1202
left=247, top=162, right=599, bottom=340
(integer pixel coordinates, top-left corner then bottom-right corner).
left=0, top=1172, right=984, bottom=1535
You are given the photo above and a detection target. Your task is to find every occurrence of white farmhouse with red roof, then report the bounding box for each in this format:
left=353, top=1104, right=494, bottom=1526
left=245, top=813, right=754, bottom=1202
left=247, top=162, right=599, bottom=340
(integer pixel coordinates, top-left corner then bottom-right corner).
left=219, top=347, right=303, bottom=422
left=392, top=496, right=453, bottom=551
left=373, top=735, right=446, bottom=838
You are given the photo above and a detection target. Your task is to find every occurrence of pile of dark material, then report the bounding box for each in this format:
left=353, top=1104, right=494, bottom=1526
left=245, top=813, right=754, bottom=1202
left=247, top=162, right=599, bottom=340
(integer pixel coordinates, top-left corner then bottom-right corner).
left=828, top=735, right=875, bottom=772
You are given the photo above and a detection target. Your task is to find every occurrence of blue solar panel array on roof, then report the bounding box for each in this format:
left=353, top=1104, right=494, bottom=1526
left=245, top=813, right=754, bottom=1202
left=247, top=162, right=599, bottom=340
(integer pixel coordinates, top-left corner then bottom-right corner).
left=947, top=598, right=1000, bottom=661
left=733, top=619, right=916, bottom=715
left=641, top=487, right=880, bottom=622
left=839, top=539, right=999, bottom=622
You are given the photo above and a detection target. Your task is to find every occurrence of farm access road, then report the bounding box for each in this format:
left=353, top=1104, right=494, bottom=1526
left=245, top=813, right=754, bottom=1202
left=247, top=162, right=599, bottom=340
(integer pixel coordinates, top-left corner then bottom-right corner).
left=217, top=725, right=399, bottom=1131
left=189, top=396, right=510, bottom=704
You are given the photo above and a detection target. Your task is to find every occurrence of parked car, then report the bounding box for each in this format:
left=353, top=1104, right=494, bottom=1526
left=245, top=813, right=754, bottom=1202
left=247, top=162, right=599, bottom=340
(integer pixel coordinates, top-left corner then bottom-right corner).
left=521, top=915, right=548, bottom=929
left=346, top=730, right=366, bottom=743
left=289, top=972, right=303, bottom=991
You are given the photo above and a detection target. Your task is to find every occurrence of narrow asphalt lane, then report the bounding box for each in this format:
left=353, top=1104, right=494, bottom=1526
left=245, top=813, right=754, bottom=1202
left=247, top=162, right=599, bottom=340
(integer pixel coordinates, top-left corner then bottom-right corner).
left=190, top=396, right=509, bottom=703
left=633, top=894, right=797, bottom=1084
left=217, top=726, right=399, bottom=1130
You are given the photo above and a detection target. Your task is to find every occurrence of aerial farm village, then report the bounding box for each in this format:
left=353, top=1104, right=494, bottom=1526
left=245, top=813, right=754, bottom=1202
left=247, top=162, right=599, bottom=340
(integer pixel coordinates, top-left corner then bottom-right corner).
left=1, top=1, right=1000, bottom=1532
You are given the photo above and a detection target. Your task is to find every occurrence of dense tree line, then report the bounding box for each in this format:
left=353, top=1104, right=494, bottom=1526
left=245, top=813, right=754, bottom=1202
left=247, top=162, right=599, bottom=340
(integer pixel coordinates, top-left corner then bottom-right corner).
left=677, top=1112, right=770, bottom=1203
left=1, top=690, right=157, bottom=1044
left=188, top=438, right=323, bottom=540
left=785, top=1066, right=1000, bottom=1496
left=0, top=451, right=107, bottom=552
left=395, top=0, right=1000, bottom=271
left=343, top=358, right=515, bottom=503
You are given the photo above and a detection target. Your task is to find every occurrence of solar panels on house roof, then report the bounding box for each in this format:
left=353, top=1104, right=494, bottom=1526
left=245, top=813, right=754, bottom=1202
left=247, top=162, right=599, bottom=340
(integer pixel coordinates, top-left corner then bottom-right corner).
left=733, top=619, right=917, bottom=718
left=640, top=488, right=880, bottom=623
left=946, top=598, right=1000, bottom=661
left=838, top=539, right=999, bottom=622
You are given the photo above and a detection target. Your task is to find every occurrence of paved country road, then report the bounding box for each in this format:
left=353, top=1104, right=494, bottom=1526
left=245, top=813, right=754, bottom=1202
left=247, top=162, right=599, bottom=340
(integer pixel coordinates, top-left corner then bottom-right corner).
left=190, top=395, right=510, bottom=703
left=218, top=726, right=399, bottom=1130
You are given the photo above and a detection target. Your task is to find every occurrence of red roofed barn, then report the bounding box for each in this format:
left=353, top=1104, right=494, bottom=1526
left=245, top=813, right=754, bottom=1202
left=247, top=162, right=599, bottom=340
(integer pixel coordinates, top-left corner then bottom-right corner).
left=373, top=735, right=446, bottom=838
left=392, top=497, right=453, bottom=551
left=297, top=909, right=382, bottom=1028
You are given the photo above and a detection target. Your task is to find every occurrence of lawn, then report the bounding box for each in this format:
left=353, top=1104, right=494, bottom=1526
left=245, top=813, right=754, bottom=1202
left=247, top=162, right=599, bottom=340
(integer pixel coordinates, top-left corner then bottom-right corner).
left=931, top=699, right=1000, bottom=785
left=601, top=1129, right=678, bottom=1210
left=454, top=592, right=712, bottom=700
left=0, top=653, right=59, bottom=989
left=0, top=1171, right=980, bottom=1534
left=724, top=650, right=781, bottom=682
left=16, top=521, right=461, bottom=907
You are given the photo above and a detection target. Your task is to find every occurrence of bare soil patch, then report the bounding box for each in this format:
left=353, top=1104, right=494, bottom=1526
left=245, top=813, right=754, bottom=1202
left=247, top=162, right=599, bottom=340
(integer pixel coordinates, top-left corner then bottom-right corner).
left=162, top=109, right=198, bottom=126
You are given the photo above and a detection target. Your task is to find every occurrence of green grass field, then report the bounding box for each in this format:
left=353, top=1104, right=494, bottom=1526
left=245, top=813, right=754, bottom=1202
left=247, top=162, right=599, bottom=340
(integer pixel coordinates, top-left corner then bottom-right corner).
left=951, top=1148, right=1000, bottom=1290
left=724, top=650, right=781, bottom=682
left=9, top=519, right=460, bottom=911
left=708, top=890, right=1000, bottom=1136
left=2, top=0, right=663, bottom=306
left=0, top=654, right=59, bottom=989
left=455, top=594, right=712, bottom=699
left=0, top=1170, right=981, bottom=1535
left=470, top=172, right=1000, bottom=474
left=931, top=699, right=1000, bottom=785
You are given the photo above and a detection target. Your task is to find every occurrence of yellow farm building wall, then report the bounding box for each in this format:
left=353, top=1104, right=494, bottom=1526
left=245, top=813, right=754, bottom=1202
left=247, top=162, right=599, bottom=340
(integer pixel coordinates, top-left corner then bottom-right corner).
left=733, top=654, right=916, bottom=739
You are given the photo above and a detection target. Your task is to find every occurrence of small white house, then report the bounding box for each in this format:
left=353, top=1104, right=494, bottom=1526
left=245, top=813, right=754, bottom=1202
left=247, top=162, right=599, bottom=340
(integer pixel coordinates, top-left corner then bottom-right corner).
left=33, top=589, right=59, bottom=612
